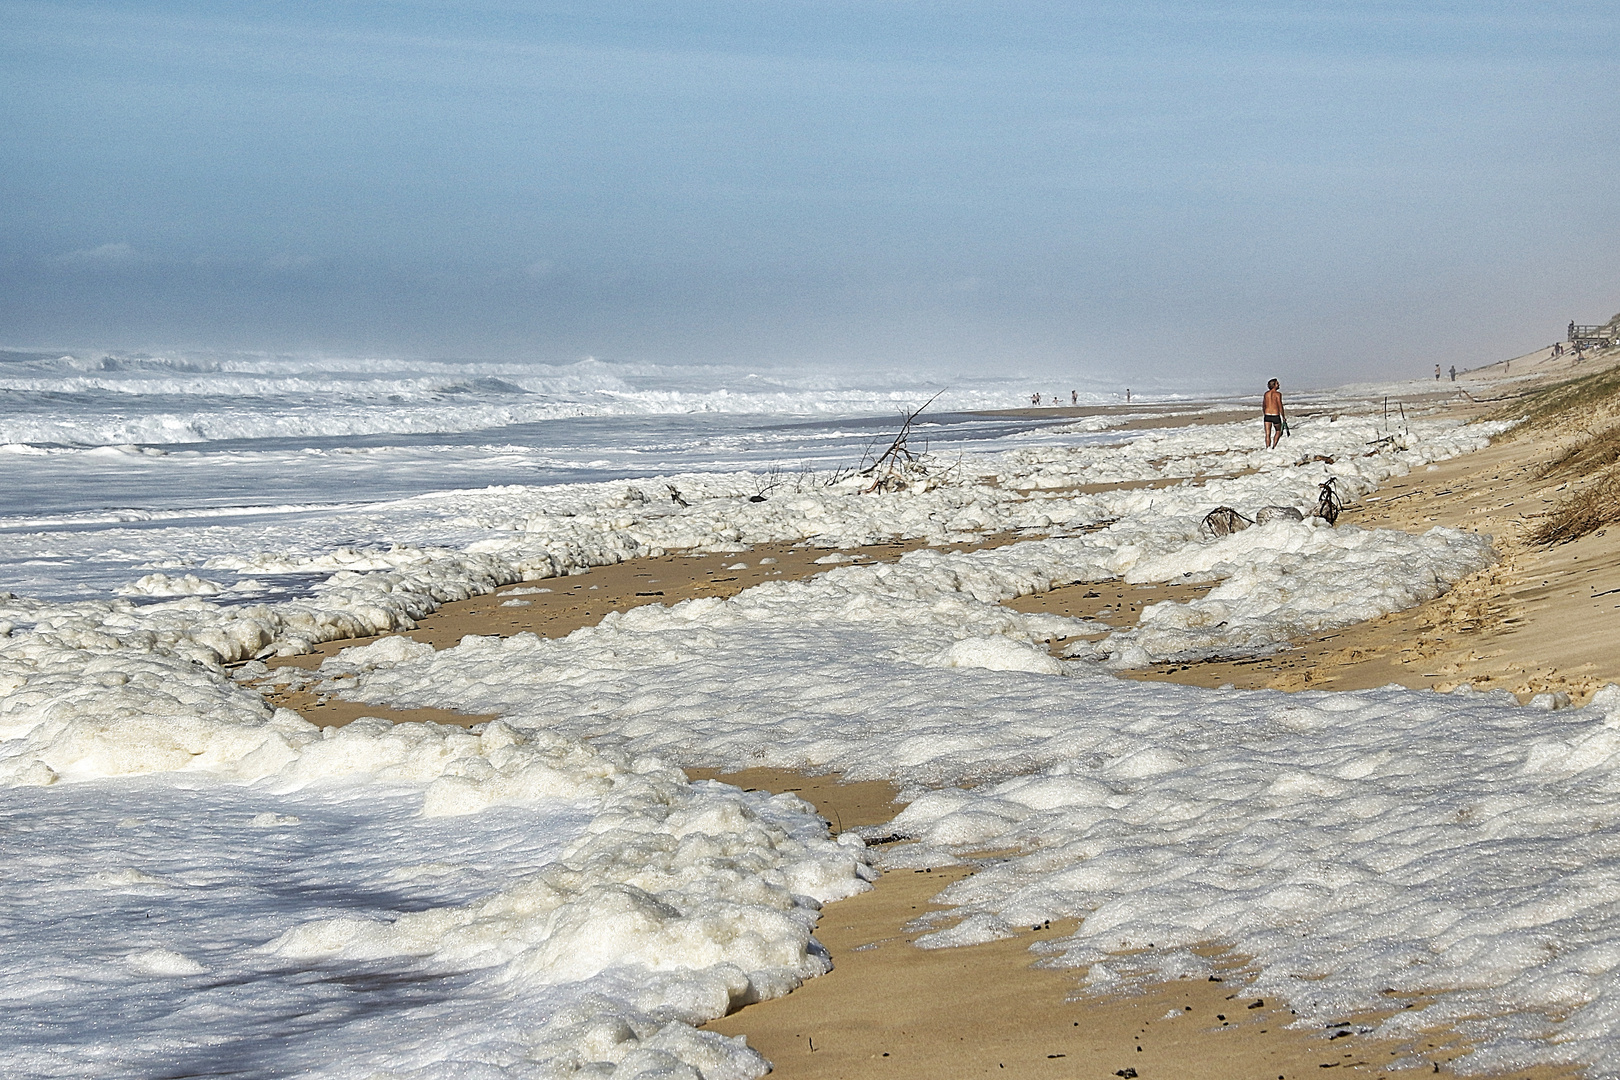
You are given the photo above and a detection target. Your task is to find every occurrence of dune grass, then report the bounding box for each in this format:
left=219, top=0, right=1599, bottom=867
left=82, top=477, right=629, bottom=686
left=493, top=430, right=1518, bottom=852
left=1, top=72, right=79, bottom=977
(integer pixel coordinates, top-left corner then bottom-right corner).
left=1475, top=352, right=1620, bottom=545
left=1485, top=354, right=1620, bottom=432
left=1530, top=467, right=1620, bottom=546
left=1540, top=423, right=1620, bottom=480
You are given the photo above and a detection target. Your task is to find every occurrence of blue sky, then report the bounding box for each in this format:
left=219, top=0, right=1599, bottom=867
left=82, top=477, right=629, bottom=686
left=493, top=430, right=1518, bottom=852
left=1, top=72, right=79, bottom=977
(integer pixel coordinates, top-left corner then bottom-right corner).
left=3, top=1, right=1618, bottom=388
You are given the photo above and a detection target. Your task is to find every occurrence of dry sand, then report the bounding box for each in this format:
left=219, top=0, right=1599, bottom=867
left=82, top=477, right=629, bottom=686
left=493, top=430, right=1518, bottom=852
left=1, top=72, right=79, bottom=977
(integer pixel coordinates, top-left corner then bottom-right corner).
left=261, top=363, right=1615, bottom=1079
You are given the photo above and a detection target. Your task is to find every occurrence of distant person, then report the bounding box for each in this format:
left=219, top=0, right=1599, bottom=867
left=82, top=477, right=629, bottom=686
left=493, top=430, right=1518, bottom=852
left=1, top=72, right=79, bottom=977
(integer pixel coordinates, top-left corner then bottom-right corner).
left=1449, top=365, right=1456, bottom=382
left=1071, top=390, right=1078, bottom=405
left=1031, top=392, right=1041, bottom=406
left=1435, top=364, right=1441, bottom=380
left=1125, top=388, right=1132, bottom=403
left=1263, top=379, right=1286, bottom=448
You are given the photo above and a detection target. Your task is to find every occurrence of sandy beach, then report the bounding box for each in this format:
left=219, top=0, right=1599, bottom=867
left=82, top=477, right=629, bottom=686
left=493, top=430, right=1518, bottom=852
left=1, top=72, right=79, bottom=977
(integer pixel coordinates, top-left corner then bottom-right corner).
left=17, top=7, right=1620, bottom=1075
left=252, top=345, right=1620, bottom=1080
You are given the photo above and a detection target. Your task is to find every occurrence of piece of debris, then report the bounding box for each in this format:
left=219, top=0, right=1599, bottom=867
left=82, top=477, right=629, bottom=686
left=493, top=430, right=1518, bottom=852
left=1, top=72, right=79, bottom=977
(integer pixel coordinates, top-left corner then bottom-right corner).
left=1256, top=505, right=1304, bottom=525
left=1200, top=507, right=1253, bottom=538
left=1312, top=478, right=1344, bottom=525
left=858, top=393, right=949, bottom=493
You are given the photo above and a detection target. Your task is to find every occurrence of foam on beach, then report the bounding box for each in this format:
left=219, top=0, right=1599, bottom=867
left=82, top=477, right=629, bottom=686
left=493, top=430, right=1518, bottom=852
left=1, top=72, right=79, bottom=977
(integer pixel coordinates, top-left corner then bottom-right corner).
left=0, top=716, right=869, bottom=1078
left=325, top=565, right=1620, bottom=1076
left=3, top=402, right=1589, bottom=1077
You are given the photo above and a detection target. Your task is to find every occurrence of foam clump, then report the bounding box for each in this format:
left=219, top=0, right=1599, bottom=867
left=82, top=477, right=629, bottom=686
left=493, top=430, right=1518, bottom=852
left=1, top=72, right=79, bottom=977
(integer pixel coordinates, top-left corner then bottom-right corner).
left=2, top=709, right=867, bottom=1079
left=925, top=635, right=1067, bottom=675
left=1102, top=521, right=1495, bottom=665
left=115, top=573, right=225, bottom=597
left=0, top=640, right=314, bottom=787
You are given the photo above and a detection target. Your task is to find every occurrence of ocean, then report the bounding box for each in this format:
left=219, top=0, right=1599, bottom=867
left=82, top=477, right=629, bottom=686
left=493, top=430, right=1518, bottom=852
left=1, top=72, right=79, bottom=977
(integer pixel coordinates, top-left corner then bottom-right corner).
left=0, top=349, right=1139, bottom=601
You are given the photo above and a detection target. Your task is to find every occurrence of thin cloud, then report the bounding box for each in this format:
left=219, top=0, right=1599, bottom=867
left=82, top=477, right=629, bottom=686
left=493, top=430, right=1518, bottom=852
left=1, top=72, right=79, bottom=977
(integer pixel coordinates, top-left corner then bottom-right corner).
left=263, top=254, right=321, bottom=271
left=50, top=242, right=137, bottom=268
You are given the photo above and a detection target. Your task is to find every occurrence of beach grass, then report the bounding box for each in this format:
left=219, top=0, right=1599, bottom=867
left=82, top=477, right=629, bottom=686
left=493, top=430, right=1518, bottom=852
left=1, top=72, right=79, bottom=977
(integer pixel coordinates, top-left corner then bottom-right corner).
left=1486, top=351, right=1620, bottom=430
left=1531, top=466, right=1620, bottom=546
left=1475, top=351, right=1620, bottom=546
left=1541, top=421, right=1620, bottom=479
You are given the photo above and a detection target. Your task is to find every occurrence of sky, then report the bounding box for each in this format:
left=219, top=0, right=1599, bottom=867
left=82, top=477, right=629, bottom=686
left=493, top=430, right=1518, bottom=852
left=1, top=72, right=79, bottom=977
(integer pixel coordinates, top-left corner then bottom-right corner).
left=2, top=0, right=1618, bottom=389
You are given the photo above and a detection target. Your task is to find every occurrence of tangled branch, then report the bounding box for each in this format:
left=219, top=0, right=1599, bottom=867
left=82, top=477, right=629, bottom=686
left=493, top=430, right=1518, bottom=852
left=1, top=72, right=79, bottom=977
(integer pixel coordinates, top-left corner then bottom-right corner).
left=859, top=392, right=946, bottom=493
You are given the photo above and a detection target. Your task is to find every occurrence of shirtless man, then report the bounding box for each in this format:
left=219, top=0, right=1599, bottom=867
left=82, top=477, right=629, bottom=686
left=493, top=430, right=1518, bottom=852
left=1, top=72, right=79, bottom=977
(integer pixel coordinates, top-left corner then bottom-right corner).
left=1263, top=379, right=1286, bottom=448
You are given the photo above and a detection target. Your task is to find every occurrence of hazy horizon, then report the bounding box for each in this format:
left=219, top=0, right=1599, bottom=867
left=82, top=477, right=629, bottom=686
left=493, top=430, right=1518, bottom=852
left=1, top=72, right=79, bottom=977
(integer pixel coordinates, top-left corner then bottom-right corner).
left=4, top=1, right=1617, bottom=388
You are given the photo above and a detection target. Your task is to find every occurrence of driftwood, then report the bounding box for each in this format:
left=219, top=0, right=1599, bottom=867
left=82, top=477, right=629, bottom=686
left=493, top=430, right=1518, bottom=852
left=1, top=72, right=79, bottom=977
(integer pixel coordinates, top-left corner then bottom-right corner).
left=749, top=465, right=784, bottom=502
left=1201, top=478, right=1342, bottom=537
left=860, top=392, right=945, bottom=493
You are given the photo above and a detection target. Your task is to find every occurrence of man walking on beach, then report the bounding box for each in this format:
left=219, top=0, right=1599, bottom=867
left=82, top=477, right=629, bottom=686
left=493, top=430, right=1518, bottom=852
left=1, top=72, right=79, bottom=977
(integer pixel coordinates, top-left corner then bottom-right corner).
left=1263, top=379, right=1286, bottom=448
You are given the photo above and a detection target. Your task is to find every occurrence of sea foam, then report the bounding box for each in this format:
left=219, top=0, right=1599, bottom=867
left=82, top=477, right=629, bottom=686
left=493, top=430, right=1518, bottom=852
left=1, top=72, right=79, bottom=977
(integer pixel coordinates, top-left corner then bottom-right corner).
left=0, top=399, right=1552, bottom=1077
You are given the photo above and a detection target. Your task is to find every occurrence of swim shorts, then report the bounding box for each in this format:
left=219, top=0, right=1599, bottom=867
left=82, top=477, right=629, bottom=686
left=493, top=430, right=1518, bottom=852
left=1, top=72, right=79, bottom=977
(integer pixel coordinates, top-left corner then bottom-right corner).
left=1264, top=413, right=1282, bottom=425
